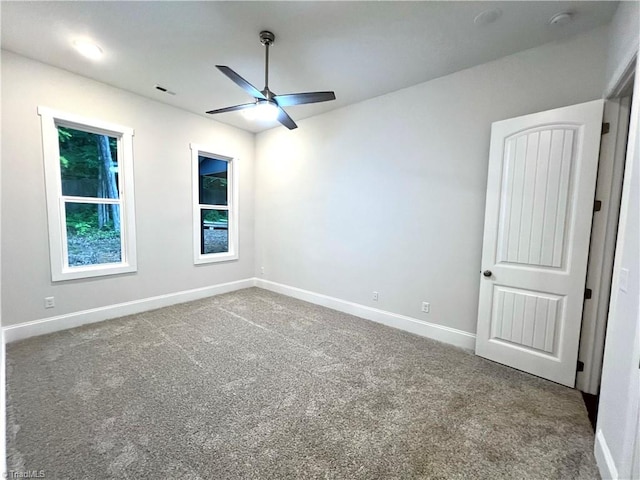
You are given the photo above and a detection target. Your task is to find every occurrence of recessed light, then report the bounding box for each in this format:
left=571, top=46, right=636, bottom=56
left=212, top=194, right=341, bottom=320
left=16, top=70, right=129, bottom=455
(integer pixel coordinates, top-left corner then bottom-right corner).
left=474, top=8, right=502, bottom=26
left=72, top=39, right=103, bottom=60
left=549, top=12, right=574, bottom=26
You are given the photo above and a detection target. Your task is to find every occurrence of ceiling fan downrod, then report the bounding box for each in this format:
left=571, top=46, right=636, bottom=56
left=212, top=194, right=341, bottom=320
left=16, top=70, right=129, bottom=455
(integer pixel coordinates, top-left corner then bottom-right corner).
left=259, top=30, right=275, bottom=99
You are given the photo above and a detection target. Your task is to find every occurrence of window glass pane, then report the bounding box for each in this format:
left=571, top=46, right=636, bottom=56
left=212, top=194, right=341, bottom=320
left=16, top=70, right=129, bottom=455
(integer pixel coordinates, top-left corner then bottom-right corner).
left=65, top=202, right=122, bottom=266
left=58, top=126, right=119, bottom=199
left=199, top=156, right=227, bottom=205
left=201, top=209, right=229, bottom=254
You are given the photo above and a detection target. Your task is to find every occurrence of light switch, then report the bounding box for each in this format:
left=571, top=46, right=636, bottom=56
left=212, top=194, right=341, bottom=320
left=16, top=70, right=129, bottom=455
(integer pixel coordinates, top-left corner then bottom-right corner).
left=619, top=268, right=629, bottom=293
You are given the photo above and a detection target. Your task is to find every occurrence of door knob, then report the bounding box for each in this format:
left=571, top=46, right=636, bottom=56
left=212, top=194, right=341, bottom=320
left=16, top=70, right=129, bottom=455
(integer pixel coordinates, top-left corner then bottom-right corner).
left=483, top=270, right=492, bottom=277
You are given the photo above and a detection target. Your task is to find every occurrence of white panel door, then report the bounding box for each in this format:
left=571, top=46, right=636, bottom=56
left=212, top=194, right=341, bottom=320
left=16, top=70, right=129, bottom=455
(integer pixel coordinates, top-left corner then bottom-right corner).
left=476, top=100, right=604, bottom=387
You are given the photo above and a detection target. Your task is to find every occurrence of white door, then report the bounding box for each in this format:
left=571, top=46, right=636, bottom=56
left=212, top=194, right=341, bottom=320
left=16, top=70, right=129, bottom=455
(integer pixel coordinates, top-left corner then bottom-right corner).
left=475, top=100, right=604, bottom=387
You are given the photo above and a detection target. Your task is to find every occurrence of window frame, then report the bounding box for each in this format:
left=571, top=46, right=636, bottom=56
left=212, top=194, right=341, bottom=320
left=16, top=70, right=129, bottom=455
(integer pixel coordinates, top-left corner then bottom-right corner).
left=191, top=143, right=239, bottom=264
left=38, top=106, right=137, bottom=281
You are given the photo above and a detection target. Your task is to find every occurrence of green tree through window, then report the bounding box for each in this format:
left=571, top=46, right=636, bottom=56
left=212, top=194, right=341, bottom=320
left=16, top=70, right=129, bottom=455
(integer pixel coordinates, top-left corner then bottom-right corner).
left=39, top=106, right=137, bottom=281
left=58, top=126, right=122, bottom=267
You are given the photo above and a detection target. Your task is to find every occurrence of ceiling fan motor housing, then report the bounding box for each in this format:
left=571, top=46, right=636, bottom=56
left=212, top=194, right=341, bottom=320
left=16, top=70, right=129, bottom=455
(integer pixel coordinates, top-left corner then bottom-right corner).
left=259, top=31, right=275, bottom=46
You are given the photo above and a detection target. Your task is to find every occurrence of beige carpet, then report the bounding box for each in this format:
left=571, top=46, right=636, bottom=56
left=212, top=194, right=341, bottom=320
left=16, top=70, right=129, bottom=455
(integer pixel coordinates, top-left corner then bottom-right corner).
left=6, top=287, right=599, bottom=479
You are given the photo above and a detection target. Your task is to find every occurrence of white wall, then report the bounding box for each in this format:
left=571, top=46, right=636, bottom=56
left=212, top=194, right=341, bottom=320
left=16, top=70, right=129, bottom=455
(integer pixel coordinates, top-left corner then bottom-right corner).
left=595, top=3, right=640, bottom=477
left=1, top=51, right=256, bottom=327
left=595, top=67, right=639, bottom=479
left=255, top=27, right=608, bottom=335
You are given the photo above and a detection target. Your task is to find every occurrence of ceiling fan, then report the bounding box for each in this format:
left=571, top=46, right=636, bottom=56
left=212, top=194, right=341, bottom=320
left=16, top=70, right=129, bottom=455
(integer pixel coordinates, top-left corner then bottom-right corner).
left=206, top=30, right=336, bottom=130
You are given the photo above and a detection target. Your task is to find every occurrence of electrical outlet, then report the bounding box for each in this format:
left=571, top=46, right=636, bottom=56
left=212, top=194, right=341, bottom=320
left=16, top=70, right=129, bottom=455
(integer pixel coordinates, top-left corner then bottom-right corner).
left=421, top=302, right=430, bottom=313
left=372, top=291, right=379, bottom=301
left=260, top=266, right=265, bottom=275
left=44, top=296, right=55, bottom=309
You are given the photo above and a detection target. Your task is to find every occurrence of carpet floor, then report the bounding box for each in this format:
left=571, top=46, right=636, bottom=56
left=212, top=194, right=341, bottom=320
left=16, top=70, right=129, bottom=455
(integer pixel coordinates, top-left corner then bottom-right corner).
left=6, top=287, right=599, bottom=479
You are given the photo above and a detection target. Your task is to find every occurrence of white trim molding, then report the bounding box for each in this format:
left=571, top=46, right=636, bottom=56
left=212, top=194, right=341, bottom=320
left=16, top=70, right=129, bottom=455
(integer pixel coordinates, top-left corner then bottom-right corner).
left=576, top=96, right=632, bottom=394
left=595, top=429, right=619, bottom=480
left=255, top=279, right=476, bottom=350
left=190, top=143, right=239, bottom=265
left=4, top=278, right=476, bottom=351
left=3, top=279, right=254, bottom=343
left=38, top=106, right=137, bottom=281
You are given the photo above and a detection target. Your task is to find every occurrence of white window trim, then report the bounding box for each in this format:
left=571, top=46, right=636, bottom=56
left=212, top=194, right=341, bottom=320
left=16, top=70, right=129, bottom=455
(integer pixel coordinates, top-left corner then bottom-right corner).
left=38, top=106, right=137, bottom=281
left=191, top=143, right=239, bottom=264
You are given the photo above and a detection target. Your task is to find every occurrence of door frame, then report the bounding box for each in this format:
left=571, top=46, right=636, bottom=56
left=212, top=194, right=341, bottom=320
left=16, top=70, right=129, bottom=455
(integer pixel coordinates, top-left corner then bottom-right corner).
left=576, top=95, right=632, bottom=394
left=576, top=58, right=636, bottom=395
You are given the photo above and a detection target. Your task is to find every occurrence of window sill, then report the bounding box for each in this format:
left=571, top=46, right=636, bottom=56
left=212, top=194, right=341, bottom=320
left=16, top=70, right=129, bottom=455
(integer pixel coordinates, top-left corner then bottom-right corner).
left=194, top=253, right=239, bottom=265
left=53, top=263, right=137, bottom=282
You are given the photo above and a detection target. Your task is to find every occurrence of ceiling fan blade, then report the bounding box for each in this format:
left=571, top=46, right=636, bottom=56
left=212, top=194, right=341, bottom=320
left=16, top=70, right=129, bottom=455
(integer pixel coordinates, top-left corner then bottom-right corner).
left=206, top=103, right=255, bottom=115
left=216, top=65, right=266, bottom=100
left=276, top=107, right=298, bottom=130
left=274, top=91, right=336, bottom=107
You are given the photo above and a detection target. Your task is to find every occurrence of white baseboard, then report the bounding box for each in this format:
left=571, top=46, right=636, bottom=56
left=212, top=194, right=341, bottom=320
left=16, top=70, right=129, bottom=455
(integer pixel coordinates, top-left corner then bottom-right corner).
left=595, top=429, right=619, bottom=479
left=3, top=278, right=254, bottom=343
left=3, top=277, right=476, bottom=351
left=255, top=279, right=476, bottom=350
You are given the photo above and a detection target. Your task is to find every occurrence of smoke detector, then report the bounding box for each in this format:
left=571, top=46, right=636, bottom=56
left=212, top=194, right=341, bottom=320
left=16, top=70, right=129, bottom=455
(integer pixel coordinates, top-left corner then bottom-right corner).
left=549, top=12, right=573, bottom=26
left=474, top=8, right=502, bottom=26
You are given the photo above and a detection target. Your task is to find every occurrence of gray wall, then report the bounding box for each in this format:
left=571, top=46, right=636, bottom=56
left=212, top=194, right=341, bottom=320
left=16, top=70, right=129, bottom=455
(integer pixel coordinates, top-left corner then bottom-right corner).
left=1, top=51, right=256, bottom=326
left=605, top=0, right=639, bottom=94
left=0, top=48, right=4, bottom=472
left=255, top=26, right=608, bottom=335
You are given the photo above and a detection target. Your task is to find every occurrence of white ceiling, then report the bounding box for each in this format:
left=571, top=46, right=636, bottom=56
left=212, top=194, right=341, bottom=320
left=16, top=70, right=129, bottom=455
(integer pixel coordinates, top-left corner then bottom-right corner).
left=1, top=1, right=618, bottom=133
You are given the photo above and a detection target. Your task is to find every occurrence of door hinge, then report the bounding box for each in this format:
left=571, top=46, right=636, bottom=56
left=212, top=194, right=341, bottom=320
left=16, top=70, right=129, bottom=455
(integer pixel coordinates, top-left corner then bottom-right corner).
left=577, top=360, right=584, bottom=372
left=585, top=288, right=592, bottom=299
left=594, top=200, right=602, bottom=212
left=602, top=122, right=610, bottom=135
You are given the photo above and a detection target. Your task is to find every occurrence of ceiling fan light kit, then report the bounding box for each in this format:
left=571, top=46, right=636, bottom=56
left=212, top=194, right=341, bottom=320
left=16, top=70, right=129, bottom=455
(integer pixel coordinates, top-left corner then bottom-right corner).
left=249, top=100, right=280, bottom=121
left=206, top=30, right=336, bottom=130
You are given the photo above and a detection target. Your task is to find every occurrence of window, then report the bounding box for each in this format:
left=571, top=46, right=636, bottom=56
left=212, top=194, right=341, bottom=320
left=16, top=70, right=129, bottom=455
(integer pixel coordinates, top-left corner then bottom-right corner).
left=191, top=144, right=238, bottom=264
left=38, top=107, right=137, bottom=281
